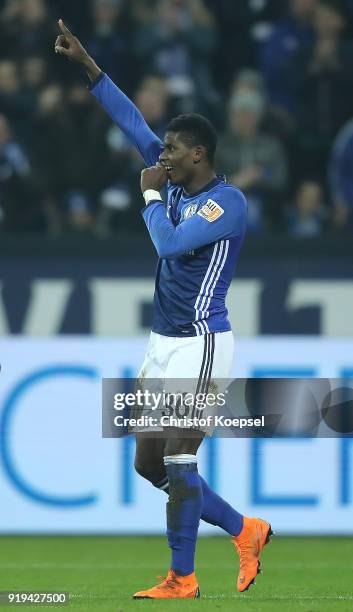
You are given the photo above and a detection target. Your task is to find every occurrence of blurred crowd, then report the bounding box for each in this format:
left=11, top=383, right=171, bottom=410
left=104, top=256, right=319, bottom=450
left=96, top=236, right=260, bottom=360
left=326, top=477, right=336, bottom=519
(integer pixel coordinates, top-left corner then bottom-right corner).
left=1, top=0, right=353, bottom=236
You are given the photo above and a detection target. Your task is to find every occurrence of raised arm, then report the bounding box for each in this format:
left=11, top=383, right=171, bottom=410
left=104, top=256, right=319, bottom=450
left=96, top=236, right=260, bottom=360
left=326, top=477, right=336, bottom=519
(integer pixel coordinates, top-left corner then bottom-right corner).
left=54, top=19, right=163, bottom=166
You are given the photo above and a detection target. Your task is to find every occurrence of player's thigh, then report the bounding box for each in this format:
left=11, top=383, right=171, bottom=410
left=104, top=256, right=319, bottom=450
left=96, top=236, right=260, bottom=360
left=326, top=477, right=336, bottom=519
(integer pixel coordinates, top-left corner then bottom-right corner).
left=131, top=333, right=171, bottom=436
left=134, top=433, right=166, bottom=480
left=164, top=429, right=205, bottom=457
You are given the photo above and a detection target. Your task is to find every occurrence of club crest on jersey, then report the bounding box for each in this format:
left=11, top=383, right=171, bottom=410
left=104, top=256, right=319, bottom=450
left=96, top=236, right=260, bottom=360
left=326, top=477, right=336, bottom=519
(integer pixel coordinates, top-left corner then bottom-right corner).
left=183, top=203, right=198, bottom=220
left=197, top=199, right=224, bottom=222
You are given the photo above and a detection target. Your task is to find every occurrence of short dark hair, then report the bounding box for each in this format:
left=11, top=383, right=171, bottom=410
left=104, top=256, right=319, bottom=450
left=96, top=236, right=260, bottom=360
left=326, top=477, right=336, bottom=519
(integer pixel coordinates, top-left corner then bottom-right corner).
left=166, top=113, right=217, bottom=164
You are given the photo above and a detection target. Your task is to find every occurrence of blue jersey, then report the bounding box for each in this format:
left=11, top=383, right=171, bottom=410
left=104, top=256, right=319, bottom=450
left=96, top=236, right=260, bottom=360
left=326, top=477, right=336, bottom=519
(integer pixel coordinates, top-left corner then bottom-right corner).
left=90, top=73, right=247, bottom=337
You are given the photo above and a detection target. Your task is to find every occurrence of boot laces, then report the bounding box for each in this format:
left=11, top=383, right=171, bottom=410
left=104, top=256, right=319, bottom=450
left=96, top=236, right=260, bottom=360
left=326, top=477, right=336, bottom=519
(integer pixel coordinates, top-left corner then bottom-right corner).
left=156, top=573, right=177, bottom=590
left=235, top=538, right=254, bottom=570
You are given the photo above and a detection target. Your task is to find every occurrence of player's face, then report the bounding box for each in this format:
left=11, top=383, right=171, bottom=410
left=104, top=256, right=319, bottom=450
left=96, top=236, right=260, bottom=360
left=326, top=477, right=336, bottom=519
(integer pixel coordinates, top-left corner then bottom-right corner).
left=159, top=132, right=198, bottom=186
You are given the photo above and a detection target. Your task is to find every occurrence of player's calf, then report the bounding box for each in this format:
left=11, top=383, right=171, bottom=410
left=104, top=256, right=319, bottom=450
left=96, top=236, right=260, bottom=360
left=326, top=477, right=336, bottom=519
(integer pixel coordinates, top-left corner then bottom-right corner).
left=164, top=454, right=203, bottom=576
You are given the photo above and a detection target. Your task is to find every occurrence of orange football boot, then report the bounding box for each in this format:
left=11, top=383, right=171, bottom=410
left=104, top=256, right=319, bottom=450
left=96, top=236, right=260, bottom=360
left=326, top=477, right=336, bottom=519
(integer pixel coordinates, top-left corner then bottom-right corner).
left=232, top=516, right=273, bottom=592
left=133, top=569, right=200, bottom=599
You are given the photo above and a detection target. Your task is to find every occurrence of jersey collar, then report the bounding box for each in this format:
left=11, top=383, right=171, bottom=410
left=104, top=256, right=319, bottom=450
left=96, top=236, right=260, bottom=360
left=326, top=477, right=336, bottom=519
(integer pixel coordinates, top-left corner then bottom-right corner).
left=182, top=175, right=226, bottom=199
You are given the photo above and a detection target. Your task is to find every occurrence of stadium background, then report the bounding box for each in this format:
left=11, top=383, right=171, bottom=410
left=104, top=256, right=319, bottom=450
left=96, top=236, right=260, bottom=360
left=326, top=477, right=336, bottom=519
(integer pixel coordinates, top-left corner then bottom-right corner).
left=1, top=0, right=353, bottom=543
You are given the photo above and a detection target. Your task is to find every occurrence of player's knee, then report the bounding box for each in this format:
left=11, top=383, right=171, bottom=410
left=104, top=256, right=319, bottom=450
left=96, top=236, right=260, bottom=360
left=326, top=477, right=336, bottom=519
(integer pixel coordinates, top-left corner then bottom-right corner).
left=164, top=433, right=204, bottom=457
left=134, top=456, right=163, bottom=484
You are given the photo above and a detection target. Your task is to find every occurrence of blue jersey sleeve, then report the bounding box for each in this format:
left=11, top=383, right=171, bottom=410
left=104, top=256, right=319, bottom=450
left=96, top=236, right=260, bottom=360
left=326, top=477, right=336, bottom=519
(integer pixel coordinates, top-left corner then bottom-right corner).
left=89, top=72, right=163, bottom=166
left=142, top=187, right=247, bottom=258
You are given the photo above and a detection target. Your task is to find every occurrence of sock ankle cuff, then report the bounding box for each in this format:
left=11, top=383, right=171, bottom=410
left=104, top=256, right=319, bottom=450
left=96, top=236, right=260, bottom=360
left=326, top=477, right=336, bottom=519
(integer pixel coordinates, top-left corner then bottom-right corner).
left=164, top=454, right=197, bottom=465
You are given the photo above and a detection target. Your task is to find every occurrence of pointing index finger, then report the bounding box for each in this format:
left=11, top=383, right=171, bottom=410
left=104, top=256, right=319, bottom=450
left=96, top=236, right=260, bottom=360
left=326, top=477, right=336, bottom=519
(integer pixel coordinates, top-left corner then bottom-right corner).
left=58, top=19, right=73, bottom=37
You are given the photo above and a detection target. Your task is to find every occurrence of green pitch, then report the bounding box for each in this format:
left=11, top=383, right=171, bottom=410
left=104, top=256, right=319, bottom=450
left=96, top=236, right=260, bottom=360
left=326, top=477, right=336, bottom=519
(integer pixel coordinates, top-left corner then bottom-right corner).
left=0, top=536, right=352, bottom=611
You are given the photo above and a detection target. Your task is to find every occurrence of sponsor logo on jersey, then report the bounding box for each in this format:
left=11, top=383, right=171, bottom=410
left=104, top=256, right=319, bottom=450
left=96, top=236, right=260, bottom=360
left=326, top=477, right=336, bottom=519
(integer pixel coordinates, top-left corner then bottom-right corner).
left=197, top=199, right=224, bottom=222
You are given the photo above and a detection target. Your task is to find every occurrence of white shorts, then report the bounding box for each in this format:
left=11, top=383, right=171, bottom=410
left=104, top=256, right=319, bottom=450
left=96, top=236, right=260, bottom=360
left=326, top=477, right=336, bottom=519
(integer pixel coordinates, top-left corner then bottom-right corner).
left=134, top=331, right=234, bottom=434
left=139, top=330, right=234, bottom=380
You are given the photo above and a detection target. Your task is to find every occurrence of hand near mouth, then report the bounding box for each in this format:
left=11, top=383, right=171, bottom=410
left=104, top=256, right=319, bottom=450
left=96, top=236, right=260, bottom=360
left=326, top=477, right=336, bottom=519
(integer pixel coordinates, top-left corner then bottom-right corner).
left=141, top=164, right=169, bottom=193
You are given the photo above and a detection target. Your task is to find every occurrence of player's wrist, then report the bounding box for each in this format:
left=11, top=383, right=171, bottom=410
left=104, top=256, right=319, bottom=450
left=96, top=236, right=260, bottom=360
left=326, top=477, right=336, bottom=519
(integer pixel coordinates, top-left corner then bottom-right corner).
left=83, top=55, right=101, bottom=81
left=143, top=190, right=163, bottom=206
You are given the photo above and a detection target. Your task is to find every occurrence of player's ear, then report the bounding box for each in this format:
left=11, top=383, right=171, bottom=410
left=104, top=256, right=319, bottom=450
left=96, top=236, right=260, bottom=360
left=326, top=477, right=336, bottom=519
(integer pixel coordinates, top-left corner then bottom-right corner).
left=192, top=146, right=204, bottom=164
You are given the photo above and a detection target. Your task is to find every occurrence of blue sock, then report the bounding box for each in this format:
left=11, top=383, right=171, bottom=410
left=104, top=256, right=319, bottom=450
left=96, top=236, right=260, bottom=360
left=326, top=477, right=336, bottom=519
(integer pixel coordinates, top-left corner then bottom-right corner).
left=155, top=474, right=243, bottom=537
left=199, top=475, right=243, bottom=536
left=164, top=455, right=203, bottom=576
